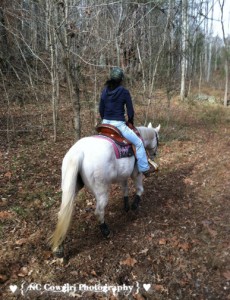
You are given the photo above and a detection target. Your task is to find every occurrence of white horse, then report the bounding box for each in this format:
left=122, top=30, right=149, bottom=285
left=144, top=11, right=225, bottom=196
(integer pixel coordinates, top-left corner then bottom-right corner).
left=50, top=123, right=160, bottom=256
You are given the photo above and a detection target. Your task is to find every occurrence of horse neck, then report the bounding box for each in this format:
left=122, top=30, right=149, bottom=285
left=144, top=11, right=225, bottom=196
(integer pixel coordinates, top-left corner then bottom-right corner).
left=137, top=127, right=155, bottom=148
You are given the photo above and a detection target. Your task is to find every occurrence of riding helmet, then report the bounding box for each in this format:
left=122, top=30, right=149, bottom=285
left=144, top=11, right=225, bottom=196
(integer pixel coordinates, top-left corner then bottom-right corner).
left=110, top=67, right=124, bottom=81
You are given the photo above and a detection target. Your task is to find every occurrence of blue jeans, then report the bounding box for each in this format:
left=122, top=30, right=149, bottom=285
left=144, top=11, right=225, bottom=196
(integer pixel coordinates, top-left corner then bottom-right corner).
left=102, top=119, right=149, bottom=172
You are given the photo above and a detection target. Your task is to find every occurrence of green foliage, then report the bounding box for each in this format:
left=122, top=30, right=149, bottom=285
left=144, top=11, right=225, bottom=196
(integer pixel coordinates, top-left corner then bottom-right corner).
left=11, top=206, right=28, bottom=218
left=43, top=195, right=59, bottom=208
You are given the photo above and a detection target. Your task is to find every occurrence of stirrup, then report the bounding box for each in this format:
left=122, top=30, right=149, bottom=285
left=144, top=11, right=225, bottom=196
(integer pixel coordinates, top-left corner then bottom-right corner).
left=148, top=158, right=158, bottom=171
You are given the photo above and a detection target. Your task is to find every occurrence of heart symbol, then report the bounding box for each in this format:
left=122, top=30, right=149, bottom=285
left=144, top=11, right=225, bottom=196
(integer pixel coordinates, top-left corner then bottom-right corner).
left=10, top=285, right=18, bottom=293
left=143, top=284, right=151, bottom=291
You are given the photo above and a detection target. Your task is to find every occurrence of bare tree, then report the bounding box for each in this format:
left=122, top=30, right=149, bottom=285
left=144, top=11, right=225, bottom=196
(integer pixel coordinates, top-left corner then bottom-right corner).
left=1, top=0, right=229, bottom=144
left=219, top=0, right=229, bottom=106
left=180, top=0, right=188, bottom=101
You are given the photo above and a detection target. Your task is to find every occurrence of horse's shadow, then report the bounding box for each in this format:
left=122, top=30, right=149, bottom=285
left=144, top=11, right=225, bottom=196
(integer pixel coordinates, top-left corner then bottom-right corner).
left=65, top=164, right=195, bottom=260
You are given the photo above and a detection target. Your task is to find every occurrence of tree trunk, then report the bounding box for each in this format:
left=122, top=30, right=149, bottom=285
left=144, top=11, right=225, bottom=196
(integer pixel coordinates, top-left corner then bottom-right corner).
left=206, top=0, right=214, bottom=82
left=48, top=0, right=59, bottom=142
left=58, top=0, right=81, bottom=139
left=180, top=0, right=188, bottom=101
left=219, top=0, right=229, bottom=106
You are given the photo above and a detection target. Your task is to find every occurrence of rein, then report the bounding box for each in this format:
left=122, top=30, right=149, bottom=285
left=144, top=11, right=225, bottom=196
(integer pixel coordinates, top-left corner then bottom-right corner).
left=146, top=129, right=159, bottom=171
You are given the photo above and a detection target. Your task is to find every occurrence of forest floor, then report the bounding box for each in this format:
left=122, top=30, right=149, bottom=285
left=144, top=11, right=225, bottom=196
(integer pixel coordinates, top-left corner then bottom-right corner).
left=0, top=94, right=230, bottom=300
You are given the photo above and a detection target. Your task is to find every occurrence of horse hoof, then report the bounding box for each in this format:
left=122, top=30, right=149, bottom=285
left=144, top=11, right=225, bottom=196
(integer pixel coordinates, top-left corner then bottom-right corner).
left=124, top=204, right=130, bottom=212
left=53, top=245, right=64, bottom=258
left=124, top=196, right=130, bottom=212
left=131, top=195, right=141, bottom=210
left=100, top=222, right=110, bottom=238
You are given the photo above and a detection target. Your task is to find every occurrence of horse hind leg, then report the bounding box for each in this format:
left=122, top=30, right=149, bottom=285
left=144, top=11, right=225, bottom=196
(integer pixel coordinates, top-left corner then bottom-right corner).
left=53, top=244, right=64, bottom=258
left=94, top=191, right=110, bottom=238
left=121, top=180, right=130, bottom=212
left=131, top=194, right=141, bottom=210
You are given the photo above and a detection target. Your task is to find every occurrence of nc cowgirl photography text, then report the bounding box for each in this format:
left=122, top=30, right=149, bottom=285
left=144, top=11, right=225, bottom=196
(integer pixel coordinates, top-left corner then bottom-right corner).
left=9, top=281, right=152, bottom=297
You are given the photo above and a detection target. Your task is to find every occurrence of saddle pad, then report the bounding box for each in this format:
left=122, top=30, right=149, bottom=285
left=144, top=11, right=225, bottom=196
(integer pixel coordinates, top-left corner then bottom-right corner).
left=94, top=135, right=134, bottom=159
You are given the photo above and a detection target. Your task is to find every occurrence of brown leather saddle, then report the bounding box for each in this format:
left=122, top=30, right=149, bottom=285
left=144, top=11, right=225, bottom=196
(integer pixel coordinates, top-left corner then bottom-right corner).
left=95, top=123, right=159, bottom=169
left=96, top=123, right=141, bottom=146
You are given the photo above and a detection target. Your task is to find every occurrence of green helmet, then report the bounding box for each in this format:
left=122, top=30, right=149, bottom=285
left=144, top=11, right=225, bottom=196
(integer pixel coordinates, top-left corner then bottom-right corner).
left=110, top=67, right=124, bottom=81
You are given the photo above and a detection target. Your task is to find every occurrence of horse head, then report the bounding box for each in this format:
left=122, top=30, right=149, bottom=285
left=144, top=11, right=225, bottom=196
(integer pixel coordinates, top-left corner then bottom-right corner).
left=144, top=122, right=161, bottom=170
left=138, top=123, right=160, bottom=158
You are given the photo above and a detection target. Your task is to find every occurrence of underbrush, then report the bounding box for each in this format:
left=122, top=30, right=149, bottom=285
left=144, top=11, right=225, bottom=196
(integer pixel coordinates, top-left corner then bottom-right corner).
left=150, top=98, right=229, bottom=143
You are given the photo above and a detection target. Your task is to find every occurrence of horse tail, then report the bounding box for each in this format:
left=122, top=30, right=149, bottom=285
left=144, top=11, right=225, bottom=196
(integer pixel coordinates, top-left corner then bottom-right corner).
left=50, top=149, right=84, bottom=252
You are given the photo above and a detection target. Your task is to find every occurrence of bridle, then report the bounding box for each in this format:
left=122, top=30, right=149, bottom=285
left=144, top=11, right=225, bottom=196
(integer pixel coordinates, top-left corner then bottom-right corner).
left=146, top=130, right=159, bottom=170
left=147, top=129, right=159, bottom=158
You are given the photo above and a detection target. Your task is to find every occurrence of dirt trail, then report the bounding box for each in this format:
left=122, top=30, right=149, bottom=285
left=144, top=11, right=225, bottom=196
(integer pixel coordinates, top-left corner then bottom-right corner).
left=0, top=101, right=229, bottom=299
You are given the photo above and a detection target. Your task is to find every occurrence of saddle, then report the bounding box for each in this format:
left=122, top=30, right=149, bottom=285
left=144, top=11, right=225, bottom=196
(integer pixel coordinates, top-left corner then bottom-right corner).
left=95, top=123, right=159, bottom=170
left=95, top=123, right=141, bottom=159
left=95, top=123, right=141, bottom=146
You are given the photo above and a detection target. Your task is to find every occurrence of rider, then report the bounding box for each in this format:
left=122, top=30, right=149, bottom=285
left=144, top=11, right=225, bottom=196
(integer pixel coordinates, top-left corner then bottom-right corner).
left=99, top=67, right=154, bottom=177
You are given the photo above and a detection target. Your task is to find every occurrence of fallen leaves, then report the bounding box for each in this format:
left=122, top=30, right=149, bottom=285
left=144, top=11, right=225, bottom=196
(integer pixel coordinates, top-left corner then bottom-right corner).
left=4, top=171, right=12, bottom=179
left=178, top=242, right=190, bottom=252
left=158, top=236, right=191, bottom=252
left=15, top=238, right=28, bottom=246
left=138, top=248, right=149, bottom=255
left=43, top=250, right=52, bottom=260
left=153, top=284, right=165, bottom=292
left=133, top=293, right=145, bottom=300
left=222, top=270, right=230, bottom=280
left=183, top=177, right=194, bottom=185
left=0, top=210, right=14, bottom=219
left=158, top=238, right=167, bottom=245
left=153, top=284, right=168, bottom=294
left=49, top=257, right=64, bottom=265
left=206, top=227, right=217, bottom=238
left=120, top=255, right=137, bottom=267
left=202, top=220, right=218, bottom=238
left=91, top=270, right=97, bottom=277
left=18, top=266, right=29, bottom=277
left=0, top=274, right=8, bottom=283
left=0, top=103, right=229, bottom=300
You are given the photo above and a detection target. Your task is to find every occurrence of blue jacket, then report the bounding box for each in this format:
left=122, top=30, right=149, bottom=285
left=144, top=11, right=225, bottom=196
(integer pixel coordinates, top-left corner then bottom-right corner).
left=99, top=86, right=134, bottom=123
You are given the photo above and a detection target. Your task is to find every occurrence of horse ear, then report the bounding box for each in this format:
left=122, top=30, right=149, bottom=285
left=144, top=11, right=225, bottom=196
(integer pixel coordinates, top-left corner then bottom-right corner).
left=147, top=122, right=153, bottom=128
left=155, top=124, right=161, bottom=133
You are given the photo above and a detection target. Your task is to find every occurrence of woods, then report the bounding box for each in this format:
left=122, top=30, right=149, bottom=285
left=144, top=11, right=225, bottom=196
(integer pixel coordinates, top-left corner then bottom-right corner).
left=0, top=0, right=229, bottom=140
left=1, top=1, right=230, bottom=299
